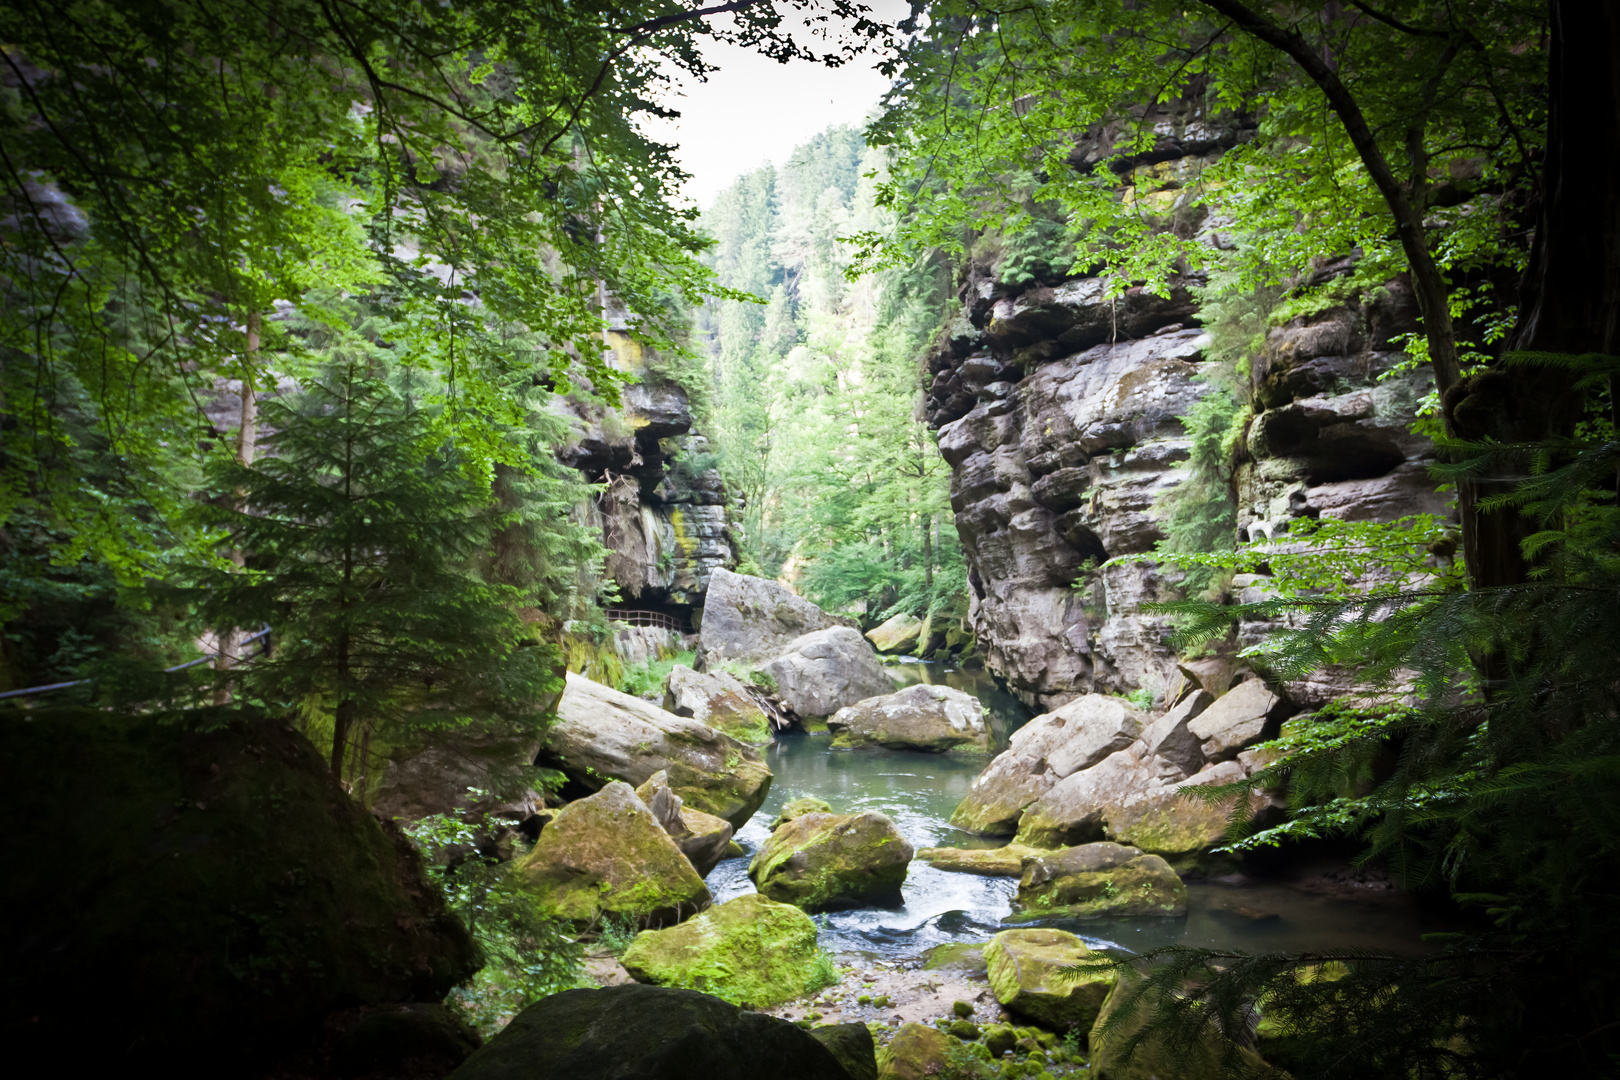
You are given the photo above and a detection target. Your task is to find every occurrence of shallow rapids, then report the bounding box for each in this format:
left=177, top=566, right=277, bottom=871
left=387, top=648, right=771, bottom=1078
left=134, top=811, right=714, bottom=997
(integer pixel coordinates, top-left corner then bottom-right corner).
left=704, top=661, right=1451, bottom=962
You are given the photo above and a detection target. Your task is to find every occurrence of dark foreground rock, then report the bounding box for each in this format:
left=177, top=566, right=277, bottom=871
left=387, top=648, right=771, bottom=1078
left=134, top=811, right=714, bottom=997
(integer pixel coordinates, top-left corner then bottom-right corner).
left=447, top=984, right=857, bottom=1080
left=0, top=706, right=479, bottom=1075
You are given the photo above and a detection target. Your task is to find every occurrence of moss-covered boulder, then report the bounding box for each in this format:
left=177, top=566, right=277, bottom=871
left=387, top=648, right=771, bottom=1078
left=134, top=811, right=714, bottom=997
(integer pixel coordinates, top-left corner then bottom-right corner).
left=772, top=796, right=835, bottom=828
left=917, top=843, right=1047, bottom=877
left=619, top=893, right=822, bottom=1007
left=750, top=811, right=913, bottom=912
left=984, top=928, right=1116, bottom=1030
left=866, top=612, right=924, bottom=654
left=922, top=942, right=987, bottom=975
left=810, top=1023, right=880, bottom=1080
left=876, top=1022, right=952, bottom=1080
left=1088, top=973, right=1271, bottom=1080
left=515, top=782, right=711, bottom=926
left=0, top=706, right=479, bottom=1074
left=448, top=983, right=855, bottom=1080
left=541, top=671, right=772, bottom=830
left=1012, top=842, right=1186, bottom=919
left=828, top=684, right=993, bottom=753
left=634, top=769, right=736, bottom=876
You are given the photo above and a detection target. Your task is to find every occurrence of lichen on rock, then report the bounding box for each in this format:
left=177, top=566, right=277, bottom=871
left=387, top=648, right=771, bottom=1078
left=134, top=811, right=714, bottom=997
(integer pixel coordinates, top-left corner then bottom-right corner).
left=1012, top=841, right=1187, bottom=919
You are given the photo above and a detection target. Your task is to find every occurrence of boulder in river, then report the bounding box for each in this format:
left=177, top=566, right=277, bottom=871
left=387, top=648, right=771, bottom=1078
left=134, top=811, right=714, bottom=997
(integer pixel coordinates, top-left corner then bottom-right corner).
left=917, top=843, right=1050, bottom=877
left=750, top=810, right=913, bottom=912
left=1, top=706, right=479, bottom=1074
left=514, top=781, right=711, bottom=927
left=772, top=795, right=834, bottom=828
left=619, top=892, right=823, bottom=1007
left=1013, top=841, right=1186, bottom=919
left=948, top=694, right=1149, bottom=834
left=984, top=928, right=1116, bottom=1030
left=635, top=770, right=736, bottom=877
left=541, top=671, right=772, bottom=830
left=866, top=612, right=924, bottom=653
left=757, top=626, right=897, bottom=721
left=828, top=683, right=992, bottom=752
left=447, top=983, right=854, bottom=1080
left=664, top=663, right=773, bottom=744
left=698, top=567, right=860, bottom=665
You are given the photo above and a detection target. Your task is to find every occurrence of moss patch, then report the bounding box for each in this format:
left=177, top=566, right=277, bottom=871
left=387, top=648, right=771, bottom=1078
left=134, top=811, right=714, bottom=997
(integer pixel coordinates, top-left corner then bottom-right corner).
left=619, top=893, right=823, bottom=1007
left=1012, top=851, right=1186, bottom=920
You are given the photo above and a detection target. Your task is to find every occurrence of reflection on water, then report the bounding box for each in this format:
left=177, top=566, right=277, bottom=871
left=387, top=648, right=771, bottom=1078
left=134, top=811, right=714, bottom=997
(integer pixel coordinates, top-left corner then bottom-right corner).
left=708, top=661, right=1443, bottom=962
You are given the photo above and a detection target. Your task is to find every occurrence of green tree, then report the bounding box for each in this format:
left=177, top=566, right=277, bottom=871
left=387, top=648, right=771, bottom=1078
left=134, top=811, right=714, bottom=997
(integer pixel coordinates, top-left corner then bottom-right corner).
left=191, top=357, right=559, bottom=778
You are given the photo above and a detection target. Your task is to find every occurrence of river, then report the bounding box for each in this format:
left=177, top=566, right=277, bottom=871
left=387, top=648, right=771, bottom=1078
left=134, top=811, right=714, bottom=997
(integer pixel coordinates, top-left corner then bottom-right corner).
left=705, top=659, right=1449, bottom=962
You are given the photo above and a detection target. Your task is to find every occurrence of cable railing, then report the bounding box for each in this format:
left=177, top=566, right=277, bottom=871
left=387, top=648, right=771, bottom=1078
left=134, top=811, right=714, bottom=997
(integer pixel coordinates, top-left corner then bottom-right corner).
left=604, top=608, right=692, bottom=634
left=0, top=626, right=272, bottom=702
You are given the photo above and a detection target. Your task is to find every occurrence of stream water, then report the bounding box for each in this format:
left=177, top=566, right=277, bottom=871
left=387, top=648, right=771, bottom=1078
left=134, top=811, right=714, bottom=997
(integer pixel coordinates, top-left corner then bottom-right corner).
left=705, top=660, right=1450, bottom=963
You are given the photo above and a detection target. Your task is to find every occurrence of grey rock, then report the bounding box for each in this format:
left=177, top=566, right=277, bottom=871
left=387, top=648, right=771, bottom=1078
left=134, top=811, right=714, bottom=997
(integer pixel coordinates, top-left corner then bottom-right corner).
left=663, top=664, right=772, bottom=743
left=699, top=568, right=859, bottom=666
left=1188, top=679, right=1288, bottom=762
left=541, top=672, right=772, bottom=830
left=828, top=684, right=992, bottom=753
left=758, top=627, right=897, bottom=720
left=1140, top=689, right=1212, bottom=776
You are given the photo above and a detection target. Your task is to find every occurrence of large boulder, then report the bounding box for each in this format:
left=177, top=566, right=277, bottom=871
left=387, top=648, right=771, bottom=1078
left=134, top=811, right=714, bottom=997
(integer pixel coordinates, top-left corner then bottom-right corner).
left=948, top=694, right=1150, bottom=834
left=699, top=567, right=859, bottom=665
left=866, top=612, right=924, bottom=654
left=371, top=726, right=548, bottom=825
left=448, top=983, right=856, bottom=1080
left=665, top=664, right=773, bottom=744
left=1104, top=761, right=1254, bottom=863
left=1139, top=689, right=1212, bottom=776
left=1, top=706, right=479, bottom=1075
left=1013, top=747, right=1159, bottom=849
left=514, top=782, right=711, bottom=927
left=1013, top=842, right=1186, bottom=919
left=984, top=928, right=1116, bottom=1030
left=758, top=627, right=897, bottom=721
left=875, top=1022, right=952, bottom=1080
left=1187, top=678, right=1289, bottom=762
left=828, top=684, right=992, bottom=753
left=1088, top=973, right=1270, bottom=1080
left=620, top=893, right=823, bottom=1007
left=542, top=671, right=772, bottom=830
left=750, top=811, right=914, bottom=912
left=636, top=770, right=736, bottom=877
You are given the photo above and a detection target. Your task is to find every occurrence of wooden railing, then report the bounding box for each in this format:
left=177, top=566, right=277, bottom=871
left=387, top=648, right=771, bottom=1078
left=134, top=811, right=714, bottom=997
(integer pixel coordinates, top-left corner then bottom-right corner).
left=604, top=608, right=691, bottom=634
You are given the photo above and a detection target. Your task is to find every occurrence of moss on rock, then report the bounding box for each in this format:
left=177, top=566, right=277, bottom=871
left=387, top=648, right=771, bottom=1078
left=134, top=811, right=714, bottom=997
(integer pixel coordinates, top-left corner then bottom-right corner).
left=917, top=844, right=1048, bottom=877
left=809, top=1022, right=880, bottom=1080
left=877, top=1022, right=952, bottom=1080
left=515, top=781, right=710, bottom=927
left=985, top=928, right=1115, bottom=1031
left=618, top=893, right=823, bottom=1007
left=749, top=811, right=913, bottom=912
left=772, top=796, right=835, bottom=828
left=1011, top=842, right=1187, bottom=920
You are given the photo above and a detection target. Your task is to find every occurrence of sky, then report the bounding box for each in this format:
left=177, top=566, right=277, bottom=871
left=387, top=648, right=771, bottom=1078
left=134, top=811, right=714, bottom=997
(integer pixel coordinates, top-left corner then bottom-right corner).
left=641, top=2, right=911, bottom=210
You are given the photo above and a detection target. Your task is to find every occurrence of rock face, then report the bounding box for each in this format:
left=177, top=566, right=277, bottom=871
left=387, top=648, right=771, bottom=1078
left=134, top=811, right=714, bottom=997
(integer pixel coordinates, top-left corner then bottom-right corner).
left=758, top=626, right=897, bottom=721
left=2, top=706, right=479, bottom=1074
left=619, top=893, right=822, bottom=1007
left=514, top=782, right=711, bottom=927
left=828, top=684, right=992, bottom=753
left=750, top=811, right=914, bottom=911
left=542, top=671, right=772, bottom=830
left=866, top=612, right=924, bottom=654
left=984, top=928, right=1116, bottom=1030
left=949, top=693, right=1151, bottom=834
left=1013, top=842, right=1186, bottom=919
left=923, top=118, right=1446, bottom=714
left=635, top=770, right=736, bottom=877
left=665, top=664, right=773, bottom=744
left=699, top=567, right=860, bottom=665
left=448, top=984, right=855, bottom=1080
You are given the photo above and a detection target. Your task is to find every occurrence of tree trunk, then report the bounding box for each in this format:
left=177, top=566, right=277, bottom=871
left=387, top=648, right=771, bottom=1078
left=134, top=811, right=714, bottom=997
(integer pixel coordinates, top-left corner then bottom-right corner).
left=214, top=309, right=261, bottom=705
left=1445, top=0, right=1619, bottom=588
